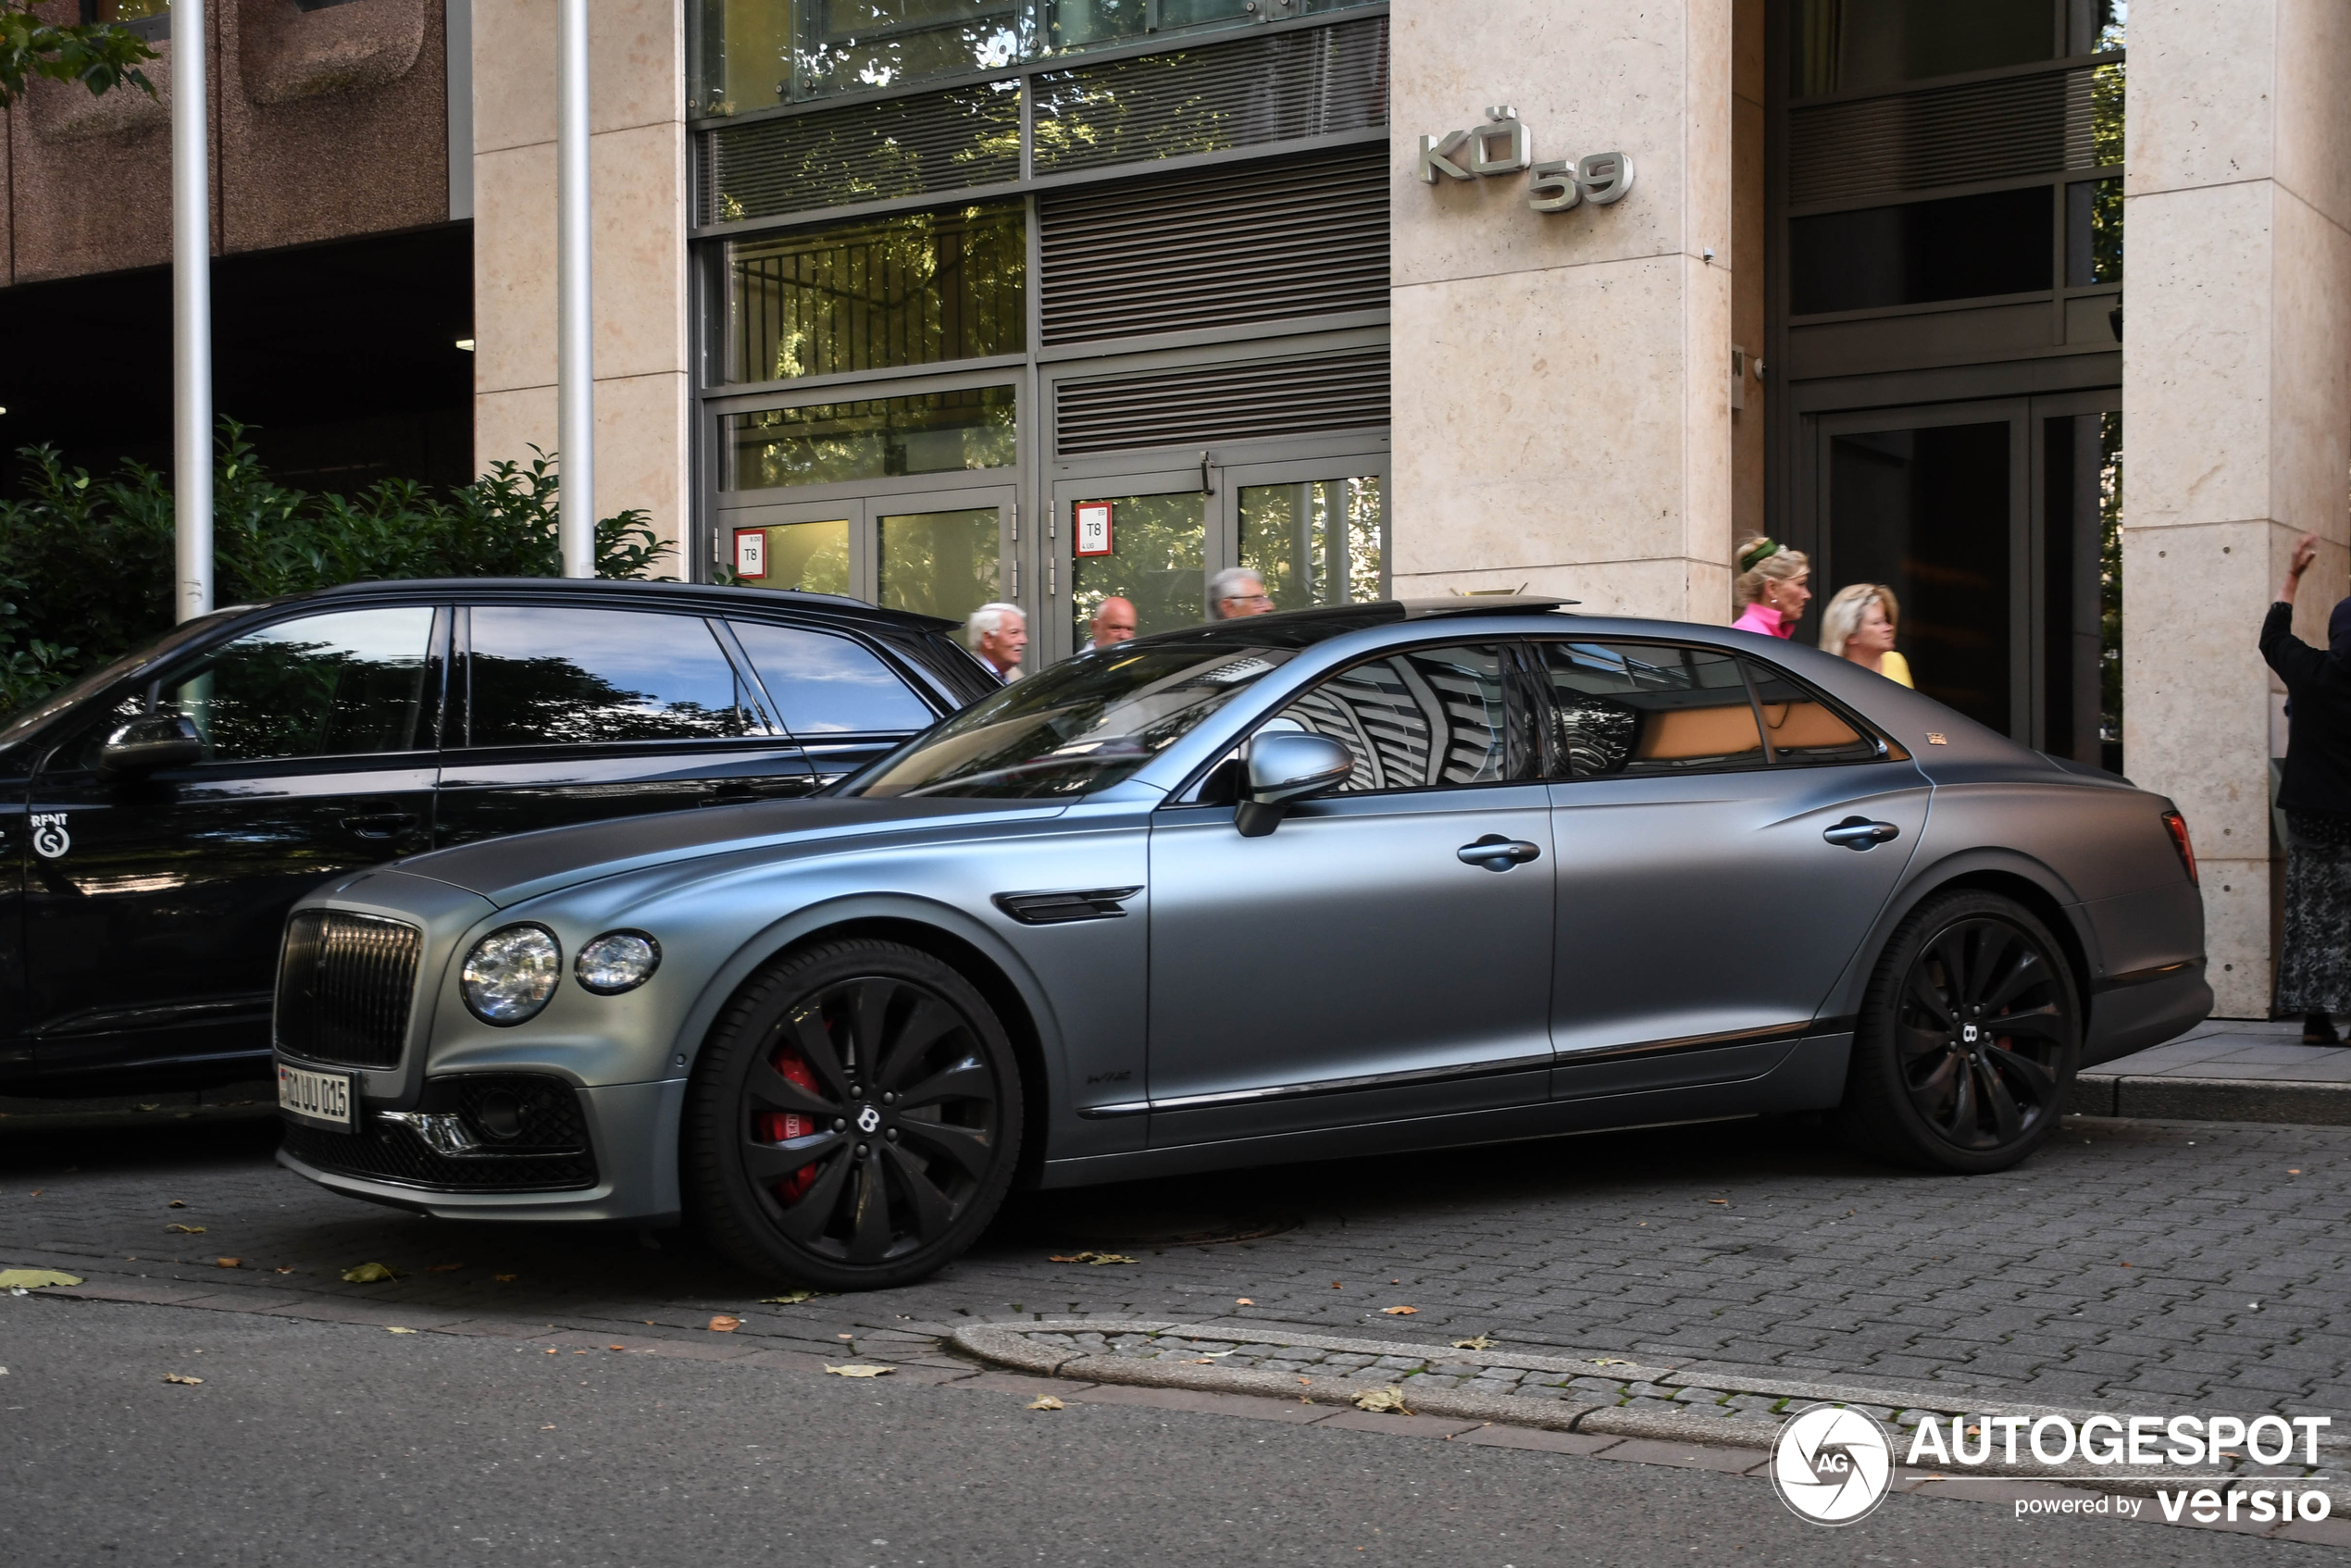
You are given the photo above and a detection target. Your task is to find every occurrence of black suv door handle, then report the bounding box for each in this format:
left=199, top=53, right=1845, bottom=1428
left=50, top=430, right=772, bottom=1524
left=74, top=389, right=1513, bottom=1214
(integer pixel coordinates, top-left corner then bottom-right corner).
left=341, top=811, right=419, bottom=840
left=1458, top=835, right=1541, bottom=871
left=701, top=781, right=762, bottom=806
left=1823, top=816, right=1900, bottom=851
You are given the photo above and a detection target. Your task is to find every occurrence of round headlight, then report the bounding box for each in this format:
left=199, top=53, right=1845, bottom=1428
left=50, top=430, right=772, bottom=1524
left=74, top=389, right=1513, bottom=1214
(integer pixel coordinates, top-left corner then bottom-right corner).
left=575, top=930, right=661, bottom=995
left=460, top=924, right=562, bottom=1025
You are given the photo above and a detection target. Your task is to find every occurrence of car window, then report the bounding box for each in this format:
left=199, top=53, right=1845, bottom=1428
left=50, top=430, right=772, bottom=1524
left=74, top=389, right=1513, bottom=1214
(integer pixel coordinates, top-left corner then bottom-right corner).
left=728, top=620, right=934, bottom=735
left=1267, top=643, right=1528, bottom=793
left=1743, top=659, right=1883, bottom=765
left=139, top=606, right=438, bottom=765
left=1536, top=641, right=1766, bottom=778
left=466, top=606, right=760, bottom=747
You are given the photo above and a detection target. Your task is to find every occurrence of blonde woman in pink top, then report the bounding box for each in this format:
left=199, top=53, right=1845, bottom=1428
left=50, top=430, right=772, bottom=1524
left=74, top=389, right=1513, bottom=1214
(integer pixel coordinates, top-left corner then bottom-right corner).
left=1730, top=535, right=1810, bottom=638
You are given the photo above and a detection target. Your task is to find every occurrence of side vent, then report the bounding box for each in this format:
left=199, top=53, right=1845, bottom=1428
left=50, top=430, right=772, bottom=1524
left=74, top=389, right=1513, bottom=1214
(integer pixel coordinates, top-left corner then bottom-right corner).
left=702, top=81, right=1024, bottom=224
left=1032, top=15, right=1389, bottom=177
left=1039, top=146, right=1386, bottom=345
left=1054, top=349, right=1387, bottom=456
left=1788, top=60, right=2121, bottom=208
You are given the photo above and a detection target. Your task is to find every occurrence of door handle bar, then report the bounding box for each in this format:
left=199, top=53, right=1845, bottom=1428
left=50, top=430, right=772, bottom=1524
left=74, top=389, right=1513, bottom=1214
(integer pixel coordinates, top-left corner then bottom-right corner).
left=1458, top=837, right=1541, bottom=871
left=1823, top=817, right=1900, bottom=851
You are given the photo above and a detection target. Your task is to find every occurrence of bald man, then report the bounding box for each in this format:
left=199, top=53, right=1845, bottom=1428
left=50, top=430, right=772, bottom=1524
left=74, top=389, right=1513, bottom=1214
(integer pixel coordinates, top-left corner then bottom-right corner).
left=1083, top=596, right=1138, bottom=652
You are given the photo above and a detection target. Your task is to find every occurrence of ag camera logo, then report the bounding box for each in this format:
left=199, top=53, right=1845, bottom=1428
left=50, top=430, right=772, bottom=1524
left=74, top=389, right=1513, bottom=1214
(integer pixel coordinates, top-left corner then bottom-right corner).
left=1772, top=1404, right=1894, bottom=1525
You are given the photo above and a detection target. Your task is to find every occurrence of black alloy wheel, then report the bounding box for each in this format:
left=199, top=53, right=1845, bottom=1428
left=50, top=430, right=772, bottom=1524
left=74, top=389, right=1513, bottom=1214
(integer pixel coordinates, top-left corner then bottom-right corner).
left=685, top=940, right=1023, bottom=1290
left=1840, top=890, right=2080, bottom=1174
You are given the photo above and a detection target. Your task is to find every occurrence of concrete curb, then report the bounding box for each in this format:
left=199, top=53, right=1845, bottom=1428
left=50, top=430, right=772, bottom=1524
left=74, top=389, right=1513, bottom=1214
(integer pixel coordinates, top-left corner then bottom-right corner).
left=2067, top=1075, right=2351, bottom=1126
left=950, top=1317, right=2351, bottom=1506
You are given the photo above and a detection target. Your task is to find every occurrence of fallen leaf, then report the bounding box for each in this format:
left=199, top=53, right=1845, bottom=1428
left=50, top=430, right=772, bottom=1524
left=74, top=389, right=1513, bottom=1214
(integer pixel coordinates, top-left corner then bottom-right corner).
left=1592, top=1358, right=1627, bottom=1367
left=168, top=1200, right=186, bottom=1208
left=1026, top=1395, right=1064, bottom=1411
left=1381, top=1305, right=1418, bottom=1316
left=2121, top=1263, right=2132, bottom=1269
left=427, top=1263, right=465, bottom=1273
left=1332, top=1281, right=1343, bottom=1289
left=759, top=1290, right=821, bottom=1305
left=0, top=1269, right=82, bottom=1289
left=162, top=1372, right=204, bottom=1385
left=1353, top=1387, right=1412, bottom=1414
left=1708, top=1199, right=1730, bottom=1206
left=1298, top=1377, right=1312, bottom=1385
left=26, top=1190, right=37, bottom=1198
left=2289, top=1169, right=2302, bottom=1176
left=386, top=1326, right=418, bottom=1335
left=543, top=1349, right=559, bottom=1355
left=273, top=1266, right=295, bottom=1276
left=166, top=1224, right=205, bottom=1235
left=609, top=1345, right=626, bottom=1351
left=215, top=1258, right=240, bottom=1269
left=540, top=1424, right=556, bottom=1431
left=342, top=1263, right=402, bottom=1284
left=1236, top=1298, right=1255, bottom=1306
left=134, top=1103, right=159, bottom=1113
left=493, top=1274, right=517, bottom=1284
left=1451, top=1337, right=1496, bottom=1351
left=1047, top=1251, right=1138, bottom=1266
left=824, top=1364, right=894, bottom=1378
left=708, top=1315, right=742, bottom=1333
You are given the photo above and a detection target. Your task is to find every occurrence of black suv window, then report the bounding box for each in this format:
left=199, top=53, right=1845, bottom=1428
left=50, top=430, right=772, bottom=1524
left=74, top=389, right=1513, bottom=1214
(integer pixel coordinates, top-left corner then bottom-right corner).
left=466, top=606, right=761, bottom=746
left=1536, top=641, right=1765, bottom=778
left=1266, top=643, right=1531, bottom=793
left=148, top=606, right=438, bottom=764
left=727, top=619, right=934, bottom=734
left=1744, top=659, right=1883, bottom=765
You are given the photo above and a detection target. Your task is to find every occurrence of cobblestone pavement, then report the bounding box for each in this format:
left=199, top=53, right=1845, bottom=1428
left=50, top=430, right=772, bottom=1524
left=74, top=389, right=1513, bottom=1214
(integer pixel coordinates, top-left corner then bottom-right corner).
left=3, top=1110, right=2347, bottom=1424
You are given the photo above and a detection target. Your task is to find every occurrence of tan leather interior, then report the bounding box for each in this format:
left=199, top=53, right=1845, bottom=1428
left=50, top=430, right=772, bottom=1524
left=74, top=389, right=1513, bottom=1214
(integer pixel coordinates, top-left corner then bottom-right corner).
left=1760, top=701, right=1864, bottom=750
left=1636, top=704, right=1766, bottom=760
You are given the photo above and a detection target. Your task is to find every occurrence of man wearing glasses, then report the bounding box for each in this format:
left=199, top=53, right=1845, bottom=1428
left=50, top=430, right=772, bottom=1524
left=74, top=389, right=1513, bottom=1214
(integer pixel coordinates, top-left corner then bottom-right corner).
left=1207, top=567, right=1274, bottom=620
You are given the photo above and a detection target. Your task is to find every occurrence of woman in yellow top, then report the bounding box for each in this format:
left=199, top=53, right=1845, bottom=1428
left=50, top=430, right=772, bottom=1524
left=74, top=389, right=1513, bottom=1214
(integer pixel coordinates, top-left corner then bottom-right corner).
left=1818, top=583, right=1913, bottom=688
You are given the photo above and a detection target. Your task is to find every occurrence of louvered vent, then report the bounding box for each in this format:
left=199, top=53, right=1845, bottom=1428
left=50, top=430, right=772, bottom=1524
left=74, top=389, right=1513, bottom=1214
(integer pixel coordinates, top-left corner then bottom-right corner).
left=1032, top=15, right=1389, bottom=176
left=702, top=81, right=1024, bottom=224
left=1789, top=60, right=2121, bottom=208
left=1054, top=350, right=1387, bottom=455
left=1039, top=146, right=1384, bottom=345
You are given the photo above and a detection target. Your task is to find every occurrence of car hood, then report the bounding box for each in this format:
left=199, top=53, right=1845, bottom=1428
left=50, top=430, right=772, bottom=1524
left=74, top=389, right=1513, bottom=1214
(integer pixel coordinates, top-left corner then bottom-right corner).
left=380, top=796, right=1069, bottom=908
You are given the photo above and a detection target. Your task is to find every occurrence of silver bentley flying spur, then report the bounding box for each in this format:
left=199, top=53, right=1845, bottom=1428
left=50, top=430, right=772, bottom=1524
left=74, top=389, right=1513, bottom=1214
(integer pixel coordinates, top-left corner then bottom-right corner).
left=271, top=598, right=2210, bottom=1289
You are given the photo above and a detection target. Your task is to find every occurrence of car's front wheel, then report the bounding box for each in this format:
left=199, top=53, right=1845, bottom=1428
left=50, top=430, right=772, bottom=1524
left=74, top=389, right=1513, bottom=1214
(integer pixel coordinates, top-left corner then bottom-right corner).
left=684, top=939, right=1023, bottom=1290
left=1839, top=890, right=2080, bottom=1174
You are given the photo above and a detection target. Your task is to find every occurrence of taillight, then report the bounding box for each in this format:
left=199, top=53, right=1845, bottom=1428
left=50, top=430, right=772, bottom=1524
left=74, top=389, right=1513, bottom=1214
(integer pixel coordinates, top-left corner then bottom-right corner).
left=2162, top=810, right=2198, bottom=885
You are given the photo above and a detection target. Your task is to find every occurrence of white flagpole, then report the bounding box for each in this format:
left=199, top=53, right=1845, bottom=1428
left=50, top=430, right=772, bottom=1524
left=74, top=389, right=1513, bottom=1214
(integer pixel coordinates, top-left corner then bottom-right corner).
left=556, top=0, right=594, bottom=578
left=171, top=0, right=213, bottom=620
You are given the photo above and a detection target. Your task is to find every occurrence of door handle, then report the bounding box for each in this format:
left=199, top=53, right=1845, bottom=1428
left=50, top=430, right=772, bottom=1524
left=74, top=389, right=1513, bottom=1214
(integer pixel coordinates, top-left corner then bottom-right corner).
left=1458, top=835, right=1541, bottom=871
left=701, top=781, right=762, bottom=806
left=1823, top=816, right=1900, bottom=851
left=340, top=811, right=419, bottom=840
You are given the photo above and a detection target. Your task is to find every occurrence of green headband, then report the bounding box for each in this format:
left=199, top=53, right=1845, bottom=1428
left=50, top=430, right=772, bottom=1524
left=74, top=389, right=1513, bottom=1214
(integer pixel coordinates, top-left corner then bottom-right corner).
left=1738, top=538, right=1781, bottom=574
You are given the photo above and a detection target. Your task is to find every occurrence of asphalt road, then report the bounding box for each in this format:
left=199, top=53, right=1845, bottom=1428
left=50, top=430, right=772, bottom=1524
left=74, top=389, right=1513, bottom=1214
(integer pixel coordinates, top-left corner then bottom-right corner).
left=3, top=1296, right=2335, bottom=1568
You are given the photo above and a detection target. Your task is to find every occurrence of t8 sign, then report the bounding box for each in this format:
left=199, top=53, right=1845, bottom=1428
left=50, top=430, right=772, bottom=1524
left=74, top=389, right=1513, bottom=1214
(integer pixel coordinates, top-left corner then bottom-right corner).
left=1417, top=106, right=1634, bottom=214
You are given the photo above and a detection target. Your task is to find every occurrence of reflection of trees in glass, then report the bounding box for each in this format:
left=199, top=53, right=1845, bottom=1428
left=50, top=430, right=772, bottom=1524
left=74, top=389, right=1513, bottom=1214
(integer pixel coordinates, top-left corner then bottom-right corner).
left=728, top=203, right=1025, bottom=383
left=2090, top=58, right=2123, bottom=167
left=2098, top=411, right=2123, bottom=766
left=879, top=508, right=1000, bottom=622
left=746, top=520, right=853, bottom=594
left=1239, top=477, right=1381, bottom=612
left=184, top=640, right=429, bottom=762
left=470, top=657, right=750, bottom=746
left=2068, top=177, right=2121, bottom=286
left=1069, top=494, right=1204, bottom=641
left=727, top=387, right=1016, bottom=489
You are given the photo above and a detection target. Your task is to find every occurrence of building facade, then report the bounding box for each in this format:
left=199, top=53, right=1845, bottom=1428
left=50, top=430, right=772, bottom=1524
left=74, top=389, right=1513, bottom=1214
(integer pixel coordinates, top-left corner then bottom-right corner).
left=4, top=1, right=2347, bottom=1019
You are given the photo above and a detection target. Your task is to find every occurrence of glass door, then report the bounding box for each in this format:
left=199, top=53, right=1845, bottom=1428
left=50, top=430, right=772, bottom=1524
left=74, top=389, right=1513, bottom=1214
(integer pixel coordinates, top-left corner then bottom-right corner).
left=1222, top=458, right=1387, bottom=615
left=721, top=487, right=1015, bottom=632
left=1051, top=467, right=1212, bottom=658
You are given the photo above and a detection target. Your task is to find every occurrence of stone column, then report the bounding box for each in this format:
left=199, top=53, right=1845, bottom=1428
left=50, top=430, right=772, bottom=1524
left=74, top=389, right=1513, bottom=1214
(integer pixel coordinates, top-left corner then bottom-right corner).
left=472, top=0, right=691, bottom=560
left=1388, top=0, right=1735, bottom=620
left=2124, top=0, right=2351, bottom=1016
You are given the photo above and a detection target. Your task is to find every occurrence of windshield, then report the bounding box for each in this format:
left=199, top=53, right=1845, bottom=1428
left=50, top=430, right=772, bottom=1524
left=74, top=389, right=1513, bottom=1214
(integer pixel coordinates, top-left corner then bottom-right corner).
left=0, top=608, right=245, bottom=751
left=852, top=641, right=1298, bottom=799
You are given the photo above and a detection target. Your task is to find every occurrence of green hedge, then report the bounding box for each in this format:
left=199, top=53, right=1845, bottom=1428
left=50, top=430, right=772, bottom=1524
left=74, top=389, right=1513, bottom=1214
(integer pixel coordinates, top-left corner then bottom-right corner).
left=0, top=424, right=673, bottom=713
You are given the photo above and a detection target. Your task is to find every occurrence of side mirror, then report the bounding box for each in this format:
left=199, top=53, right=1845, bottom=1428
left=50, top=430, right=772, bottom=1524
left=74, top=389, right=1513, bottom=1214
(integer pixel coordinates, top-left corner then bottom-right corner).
left=94, top=714, right=206, bottom=779
left=1235, top=731, right=1352, bottom=837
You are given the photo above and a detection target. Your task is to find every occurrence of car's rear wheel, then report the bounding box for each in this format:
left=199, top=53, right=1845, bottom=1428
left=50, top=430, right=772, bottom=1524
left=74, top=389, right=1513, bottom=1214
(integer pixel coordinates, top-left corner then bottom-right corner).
left=1839, top=890, right=2080, bottom=1174
left=684, top=940, right=1022, bottom=1291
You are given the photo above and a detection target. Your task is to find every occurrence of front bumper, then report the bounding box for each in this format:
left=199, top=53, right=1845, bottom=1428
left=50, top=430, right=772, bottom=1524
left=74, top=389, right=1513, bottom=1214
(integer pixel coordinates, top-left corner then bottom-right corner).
left=276, top=1077, right=688, bottom=1225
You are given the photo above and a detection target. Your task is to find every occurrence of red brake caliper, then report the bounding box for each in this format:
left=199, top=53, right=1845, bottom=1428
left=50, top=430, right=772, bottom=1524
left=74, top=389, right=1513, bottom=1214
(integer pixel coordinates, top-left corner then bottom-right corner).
left=754, top=1048, right=825, bottom=1204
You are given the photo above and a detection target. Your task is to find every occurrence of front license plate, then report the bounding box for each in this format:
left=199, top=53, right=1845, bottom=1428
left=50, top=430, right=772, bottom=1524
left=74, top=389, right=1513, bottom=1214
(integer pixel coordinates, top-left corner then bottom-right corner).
left=277, top=1063, right=355, bottom=1131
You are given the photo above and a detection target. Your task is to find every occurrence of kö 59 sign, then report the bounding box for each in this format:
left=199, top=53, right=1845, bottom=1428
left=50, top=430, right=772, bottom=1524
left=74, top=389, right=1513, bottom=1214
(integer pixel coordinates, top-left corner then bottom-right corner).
left=1418, top=106, right=1634, bottom=213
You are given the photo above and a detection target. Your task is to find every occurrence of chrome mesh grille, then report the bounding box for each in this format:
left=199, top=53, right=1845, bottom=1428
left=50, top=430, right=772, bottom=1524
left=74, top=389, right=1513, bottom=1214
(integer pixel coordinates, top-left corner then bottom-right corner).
left=275, top=910, right=421, bottom=1070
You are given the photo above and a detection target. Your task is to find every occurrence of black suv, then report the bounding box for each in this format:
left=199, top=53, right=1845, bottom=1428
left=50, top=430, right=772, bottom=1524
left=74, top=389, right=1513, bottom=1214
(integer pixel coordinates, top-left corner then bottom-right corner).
left=0, top=579, right=994, bottom=1093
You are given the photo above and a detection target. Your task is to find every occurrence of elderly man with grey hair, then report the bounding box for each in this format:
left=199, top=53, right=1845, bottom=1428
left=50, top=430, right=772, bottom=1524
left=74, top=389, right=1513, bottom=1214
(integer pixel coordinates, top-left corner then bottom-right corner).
left=1207, top=566, right=1273, bottom=620
left=965, top=602, right=1027, bottom=683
